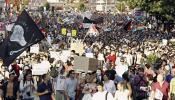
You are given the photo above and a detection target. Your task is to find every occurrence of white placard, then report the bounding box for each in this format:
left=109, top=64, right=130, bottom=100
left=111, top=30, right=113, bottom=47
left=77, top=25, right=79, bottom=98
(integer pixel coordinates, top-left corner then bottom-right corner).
left=85, top=53, right=94, bottom=58
left=32, top=60, right=51, bottom=75
left=30, top=44, right=39, bottom=54
left=83, top=23, right=91, bottom=28
left=50, top=51, right=61, bottom=60
left=162, top=39, right=168, bottom=46
left=50, top=50, right=71, bottom=62
left=96, top=5, right=103, bottom=11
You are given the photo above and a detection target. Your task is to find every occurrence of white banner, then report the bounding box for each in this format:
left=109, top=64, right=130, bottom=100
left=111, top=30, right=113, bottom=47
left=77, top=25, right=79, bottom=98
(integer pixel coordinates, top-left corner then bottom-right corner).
left=30, top=44, right=39, bottom=54
left=32, top=60, right=51, bottom=75
left=50, top=50, right=71, bottom=62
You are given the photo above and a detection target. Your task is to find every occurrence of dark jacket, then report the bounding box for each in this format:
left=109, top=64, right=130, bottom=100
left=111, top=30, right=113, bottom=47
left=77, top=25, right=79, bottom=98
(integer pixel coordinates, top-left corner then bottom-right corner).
left=2, top=81, right=19, bottom=99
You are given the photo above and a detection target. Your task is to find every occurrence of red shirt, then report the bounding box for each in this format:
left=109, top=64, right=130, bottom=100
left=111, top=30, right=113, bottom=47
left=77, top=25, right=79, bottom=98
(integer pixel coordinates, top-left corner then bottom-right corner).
left=152, top=81, right=169, bottom=100
left=107, top=54, right=116, bottom=63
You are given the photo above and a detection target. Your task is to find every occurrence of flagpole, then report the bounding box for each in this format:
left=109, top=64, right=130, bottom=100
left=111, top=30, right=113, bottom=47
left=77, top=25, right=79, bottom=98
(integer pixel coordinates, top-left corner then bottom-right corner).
left=83, top=32, right=88, bottom=42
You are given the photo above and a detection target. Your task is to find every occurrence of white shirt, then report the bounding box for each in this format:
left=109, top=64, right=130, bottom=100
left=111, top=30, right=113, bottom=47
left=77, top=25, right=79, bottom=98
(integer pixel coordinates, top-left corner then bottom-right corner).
left=136, top=53, right=142, bottom=64
left=114, top=89, right=129, bottom=100
left=123, top=54, right=133, bottom=66
left=56, top=75, right=67, bottom=91
left=66, top=77, right=77, bottom=98
left=115, top=57, right=121, bottom=66
left=20, top=80, right=37, bottom=99
left=98, top=53, right=105, bottom=61
left=104, top=80, right=116, bottom=94
left=115, top=64, right=128, bottom=78
left=92, top=91, right=114, bottom=100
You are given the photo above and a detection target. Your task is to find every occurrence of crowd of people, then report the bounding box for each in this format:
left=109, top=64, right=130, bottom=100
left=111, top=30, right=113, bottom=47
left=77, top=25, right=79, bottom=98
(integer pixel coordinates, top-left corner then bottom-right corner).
left=0, top=7, right=175, bottom=100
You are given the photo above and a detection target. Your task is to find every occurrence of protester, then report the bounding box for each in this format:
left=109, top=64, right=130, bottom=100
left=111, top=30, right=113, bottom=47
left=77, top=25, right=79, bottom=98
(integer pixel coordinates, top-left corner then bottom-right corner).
left=55, top=66, right=68, bottom=100
left=115, top=58, right=128, bottom=82
left=103, top=74, right=116, bottom=96
left=19, top=73, right=37, bottom=100
left=133, top=67, right=148, bottom=100
left=151, top=74, right=170, bottom=100
left=92, top=83, right=114, bottom=100
left=37, top=74, right=54, bottom=100
left=66, top=70, right=78, bottom=100
left=2, top=71, right=20, bottom=100
left=82, top=73, right=97, bottom=100
left=170, top=68, right=175, bottom=100
left=114, top=81, right=131, bottom=100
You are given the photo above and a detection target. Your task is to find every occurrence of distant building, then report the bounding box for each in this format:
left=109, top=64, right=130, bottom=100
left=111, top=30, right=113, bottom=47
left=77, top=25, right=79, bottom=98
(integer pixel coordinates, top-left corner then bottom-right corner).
left=29, top=0, right=47, bottom=6
left=46, top=0, right=116, bottom=11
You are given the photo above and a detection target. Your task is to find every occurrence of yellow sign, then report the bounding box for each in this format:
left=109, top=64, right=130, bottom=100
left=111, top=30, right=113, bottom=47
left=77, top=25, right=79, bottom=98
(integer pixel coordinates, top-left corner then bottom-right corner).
left=72, top=30, right=77, bottom=37
left=61, top=28, right=67, bottom=36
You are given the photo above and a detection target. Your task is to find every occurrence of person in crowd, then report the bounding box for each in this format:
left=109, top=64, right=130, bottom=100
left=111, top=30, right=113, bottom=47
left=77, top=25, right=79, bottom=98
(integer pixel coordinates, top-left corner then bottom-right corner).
left=170, top=68, right=175, bottom=100
left=106, top=51, right=116, bottom=64
left=19, top=73, right=37, bottom=100
left=92, top=83, right=114, bottom=100
left=55, top=66, right=68, bottom=100
left=10, top=61, right=22, bottom=81
left=122, top=72, right=132, bottom=98
left=144, top=64, right=156, bottom=79
left=151, top=74, right=170, bottom=100
left=37, top=74, right=54, bottom=100
left=133, top=67, right=148, bottom=100
left=97, top=50, right=105, bottom=67
left=66, top=70, right=78, bottom=100
left=82, top=73, right=97, bottom=100
left=123, top=50, right=133, bottom=67
left=105, top=62, right=116, bottom=81
left=103, top=74, right=116, bottom=96
left=77, top=72, right=86, bottom=100
left=115, top=58, right=128, bottom=82
left=2, top=71, right=20, bottom=100
left=114, top=81, right=131, bottom=100
left=96, top=68, right=104, bottom=84
left=65, top=61, right=73, bottom=73
left=18, top=66, right=32, bottom=81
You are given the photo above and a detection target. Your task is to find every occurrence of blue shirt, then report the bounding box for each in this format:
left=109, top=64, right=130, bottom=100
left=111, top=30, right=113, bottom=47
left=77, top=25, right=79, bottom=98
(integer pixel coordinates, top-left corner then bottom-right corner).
left=37, top=82, right=53, bottom=100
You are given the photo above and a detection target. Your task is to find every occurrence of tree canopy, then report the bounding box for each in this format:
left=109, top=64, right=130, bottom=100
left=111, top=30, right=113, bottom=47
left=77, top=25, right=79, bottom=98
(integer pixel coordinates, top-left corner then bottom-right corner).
left=119, top=0, right=175, bottom=21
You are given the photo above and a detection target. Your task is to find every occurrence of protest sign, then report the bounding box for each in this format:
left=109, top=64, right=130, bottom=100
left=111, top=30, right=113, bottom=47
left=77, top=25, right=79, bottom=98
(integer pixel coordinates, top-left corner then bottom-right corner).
left=71, top=41, right=84, bottom=55
left=61, top=28, right=67, bottom=35
left=32, top=60, right=51, bottom=75
left=74, top=56, right=98, bottom=72
left=72, top=29, right=77, bottom=37
left=30, top=44, right=39, bottom=54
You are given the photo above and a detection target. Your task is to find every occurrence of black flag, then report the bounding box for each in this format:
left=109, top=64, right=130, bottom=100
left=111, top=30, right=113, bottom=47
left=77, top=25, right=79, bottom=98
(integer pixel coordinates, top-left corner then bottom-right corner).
left=0, top=10, right=45, bottom=67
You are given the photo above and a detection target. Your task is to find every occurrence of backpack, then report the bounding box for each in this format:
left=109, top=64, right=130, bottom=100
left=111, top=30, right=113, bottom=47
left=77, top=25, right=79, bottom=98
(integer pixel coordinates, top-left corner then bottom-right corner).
left=135, top=75, right=148, bottom=99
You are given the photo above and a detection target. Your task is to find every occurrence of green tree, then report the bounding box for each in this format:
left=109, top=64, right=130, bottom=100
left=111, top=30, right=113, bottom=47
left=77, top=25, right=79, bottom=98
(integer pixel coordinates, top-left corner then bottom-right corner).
left=44, top=2, right=50, bottom=11
left=119, top=0, right=175, bottom=31
left=121, top=0, right=175, bottom=21
left=23, top=0, right=29, bottom=5
left=147, top=53, right=158, bottom=64
left=78, top=3, right=86, bottom=11
left=116, top=2, right=126, bottom=12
